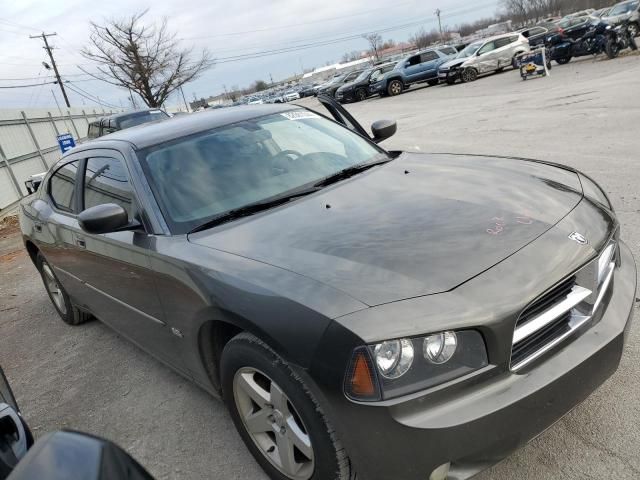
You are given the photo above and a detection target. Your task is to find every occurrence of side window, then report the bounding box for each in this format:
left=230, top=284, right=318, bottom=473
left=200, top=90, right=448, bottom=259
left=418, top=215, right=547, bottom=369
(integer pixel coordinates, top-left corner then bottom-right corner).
left=87, top=124, right=99, bottom=139
left=478, top=41, right=496, bottom=55
left=420, top=51, right=439, bottom=62
left=494, top=38, right=512, bottom=48
left=49, top=160, right=79, bottom=213
left=437, top=47, right=457, bottom=55
left=406, top=55, right=421, bottom=66
left=509, top=35, right=520, bottom=43
left=84, top=157, right=134, bottom=219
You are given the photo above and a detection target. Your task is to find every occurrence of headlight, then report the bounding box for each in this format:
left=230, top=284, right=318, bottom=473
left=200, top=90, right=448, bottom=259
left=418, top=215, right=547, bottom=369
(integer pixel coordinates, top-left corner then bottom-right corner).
left=344, top=330, right=488, bottom=401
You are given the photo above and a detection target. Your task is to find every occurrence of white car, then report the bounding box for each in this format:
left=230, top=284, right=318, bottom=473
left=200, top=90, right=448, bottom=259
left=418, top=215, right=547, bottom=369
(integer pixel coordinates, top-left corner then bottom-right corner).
left=283, top=91, right=300, bottom=102
left=438, top=32, right=530, bottom=84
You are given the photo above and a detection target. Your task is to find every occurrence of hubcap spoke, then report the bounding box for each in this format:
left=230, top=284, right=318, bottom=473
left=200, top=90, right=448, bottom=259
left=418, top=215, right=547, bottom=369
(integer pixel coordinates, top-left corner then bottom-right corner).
left=270, top=382, right=289, bottom=416
left=286, top=417, right=313, bottom=459
left=276, top=431, right=299, bottom=475
left=236, top=372, right=270, bottom=409
left=244, top=408, right=272, bottom=434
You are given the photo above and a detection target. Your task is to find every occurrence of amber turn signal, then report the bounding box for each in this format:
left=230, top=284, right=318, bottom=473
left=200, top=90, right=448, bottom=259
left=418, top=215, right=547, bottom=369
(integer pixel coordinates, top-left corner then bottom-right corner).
left=344, top=348, right=381, bottom=401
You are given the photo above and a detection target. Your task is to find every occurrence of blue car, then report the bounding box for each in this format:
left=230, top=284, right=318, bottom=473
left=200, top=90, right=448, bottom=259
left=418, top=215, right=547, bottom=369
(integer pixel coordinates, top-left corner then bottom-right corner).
left=370, top=46, right=458, bottom=96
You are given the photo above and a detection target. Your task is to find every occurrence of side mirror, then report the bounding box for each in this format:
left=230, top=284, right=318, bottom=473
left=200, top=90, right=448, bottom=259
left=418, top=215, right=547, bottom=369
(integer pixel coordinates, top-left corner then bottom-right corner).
left=371, top=119, right=397, bottom=143
left=78, top=204, right=139, bottom=235
left=7, top=431, right=154, bottom=480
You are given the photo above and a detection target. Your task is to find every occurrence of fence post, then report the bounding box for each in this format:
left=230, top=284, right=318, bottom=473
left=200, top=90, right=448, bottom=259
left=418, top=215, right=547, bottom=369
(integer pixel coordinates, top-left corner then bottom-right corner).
left=66, top=110, right=81, bottom=140
left=0, top=143, right=23, bottom=200
left=21, top=111, right=49, bottom=170
left=47, top=111, right=61, bottom=136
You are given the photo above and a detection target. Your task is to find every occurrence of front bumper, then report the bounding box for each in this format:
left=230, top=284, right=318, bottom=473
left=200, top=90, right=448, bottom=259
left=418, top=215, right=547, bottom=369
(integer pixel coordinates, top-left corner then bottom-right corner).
left=310, top=241, right=636, bottom=480
left=335, top=90, right=354, bottom=102
left=439, top=69, right=461, bottom=82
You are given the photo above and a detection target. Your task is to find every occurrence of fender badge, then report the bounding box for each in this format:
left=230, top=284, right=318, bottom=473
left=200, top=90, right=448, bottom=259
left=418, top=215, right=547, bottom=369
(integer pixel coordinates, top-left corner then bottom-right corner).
left=568, top=232, right=588, bottom=245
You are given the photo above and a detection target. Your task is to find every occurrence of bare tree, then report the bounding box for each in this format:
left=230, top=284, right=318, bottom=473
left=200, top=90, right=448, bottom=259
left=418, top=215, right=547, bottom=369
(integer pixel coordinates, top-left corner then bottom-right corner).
left=362, top=33, right=383, bottom=60
left=409, top=28, right=440, bottom=50
left=81, top=10, right=213, bottom=108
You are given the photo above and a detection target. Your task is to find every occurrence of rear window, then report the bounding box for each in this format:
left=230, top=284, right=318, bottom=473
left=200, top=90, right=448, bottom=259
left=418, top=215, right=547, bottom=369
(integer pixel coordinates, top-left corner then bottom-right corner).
left=116, top=110, right=169, bottom=130
left=49, top=160, right=79, bottom=213
left=420, top=51, right=439, bottom=62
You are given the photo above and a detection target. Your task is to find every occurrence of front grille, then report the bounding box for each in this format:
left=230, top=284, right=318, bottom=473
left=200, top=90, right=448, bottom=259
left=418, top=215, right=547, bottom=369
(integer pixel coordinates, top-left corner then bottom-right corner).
left=510, top=239, right=618, bottom=372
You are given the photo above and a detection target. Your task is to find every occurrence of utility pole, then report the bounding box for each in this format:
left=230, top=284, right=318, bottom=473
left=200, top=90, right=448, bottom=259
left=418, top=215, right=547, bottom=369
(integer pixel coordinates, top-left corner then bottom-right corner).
left=269, top=73, right=274, bottom=86
left=179, top=86, right=189, bottom=112
left=435, top=9, right=444, bottom=43
left=31, top=32, right=70, bottom=107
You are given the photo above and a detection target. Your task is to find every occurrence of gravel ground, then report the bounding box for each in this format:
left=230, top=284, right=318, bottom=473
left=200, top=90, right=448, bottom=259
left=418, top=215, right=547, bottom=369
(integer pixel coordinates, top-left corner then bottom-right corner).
left=1, top=55, right=639, bottom=480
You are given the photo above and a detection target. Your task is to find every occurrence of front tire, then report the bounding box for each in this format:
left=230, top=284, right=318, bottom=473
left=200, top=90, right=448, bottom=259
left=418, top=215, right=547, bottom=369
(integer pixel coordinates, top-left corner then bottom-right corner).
left=629, top=22, right=639, bottom=38
left=221, top=333, right=351, bottom=480
left=461, top=68, right=478, bottom=83
left=37, top=253, right=91, bottom=325
left=387, top=79, right=403, bottom=96
left=354, top=88, right=367, bottom=102
left=556, top=56, right=572, bottom=65
left=605, top=38, right=620, bottom=59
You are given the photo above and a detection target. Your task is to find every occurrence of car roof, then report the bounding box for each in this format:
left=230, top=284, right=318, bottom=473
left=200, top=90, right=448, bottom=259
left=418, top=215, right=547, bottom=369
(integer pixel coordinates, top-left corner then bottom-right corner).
left=91, top=104, right=300, bottom=149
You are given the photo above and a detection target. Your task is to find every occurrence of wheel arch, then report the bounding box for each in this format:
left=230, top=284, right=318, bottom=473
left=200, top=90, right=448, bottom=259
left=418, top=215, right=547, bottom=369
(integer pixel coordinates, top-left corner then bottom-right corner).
left=24, top=239, right=40, bottom=266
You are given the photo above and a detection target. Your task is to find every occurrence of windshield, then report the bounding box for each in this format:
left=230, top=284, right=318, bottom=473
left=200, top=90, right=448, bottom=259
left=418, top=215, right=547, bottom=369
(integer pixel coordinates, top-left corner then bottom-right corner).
left=354, top=69, right=372, bottom=82
left=609, top=1, right=638, bottom=15
left=138, top=110, right=384, bottom=233
left=457, top=42, right=482, bottom=58
left=117, top=110, right=169, bottom=129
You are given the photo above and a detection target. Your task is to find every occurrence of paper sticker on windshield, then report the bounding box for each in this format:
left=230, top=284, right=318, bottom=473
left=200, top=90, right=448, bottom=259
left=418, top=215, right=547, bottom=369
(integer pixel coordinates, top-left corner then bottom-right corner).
left=281, top=111, right=319, bottom=120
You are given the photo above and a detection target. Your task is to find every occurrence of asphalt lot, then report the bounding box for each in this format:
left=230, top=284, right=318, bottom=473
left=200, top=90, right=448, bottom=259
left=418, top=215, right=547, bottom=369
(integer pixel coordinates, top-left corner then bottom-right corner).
left=1, top=54, right=640, bottom=480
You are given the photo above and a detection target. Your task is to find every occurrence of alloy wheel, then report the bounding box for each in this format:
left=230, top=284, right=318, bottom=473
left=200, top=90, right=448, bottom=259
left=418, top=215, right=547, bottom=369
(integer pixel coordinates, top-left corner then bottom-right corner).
left=388, top=81, right=402, bottom=96
left=629, top=24, right=638, bottom=38
left=461, top=68, right=477, bottom=83
left=355, top=89, right=367, bottom=101
left=233, top=367, right=314, bottom=480
left=42, top=263, right=66, bottom=315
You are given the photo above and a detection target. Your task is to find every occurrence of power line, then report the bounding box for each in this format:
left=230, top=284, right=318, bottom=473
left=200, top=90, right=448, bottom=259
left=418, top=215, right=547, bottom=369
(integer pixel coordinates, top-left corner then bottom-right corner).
left=30, top=32, right=71, bottom=107
left=0, top=80, right=57, bottom=88
left=65, top=82, right=119, bottom=109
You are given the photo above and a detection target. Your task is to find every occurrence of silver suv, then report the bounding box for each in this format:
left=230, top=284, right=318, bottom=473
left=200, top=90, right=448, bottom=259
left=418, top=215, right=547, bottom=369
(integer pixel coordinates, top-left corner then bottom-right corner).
left=438, top=33, right=530, bottom=84
left=603, top=0, right=640, bottom=38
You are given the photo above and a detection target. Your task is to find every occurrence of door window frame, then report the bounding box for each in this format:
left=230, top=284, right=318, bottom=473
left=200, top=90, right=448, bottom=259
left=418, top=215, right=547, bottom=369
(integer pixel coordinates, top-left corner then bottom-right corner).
left=47, top=158, right=83, bottom=216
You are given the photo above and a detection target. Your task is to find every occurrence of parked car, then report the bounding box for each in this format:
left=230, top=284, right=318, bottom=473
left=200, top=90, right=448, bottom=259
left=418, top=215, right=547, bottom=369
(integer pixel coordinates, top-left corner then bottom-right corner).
left=603, top=0, right=640, bottom=37
left=335, top=63, right=395, bottom=103
left=439, top=33, right=530, bottom=84
left=370, top=46, right=457, bottom=96
left=555, top=14, right=598, bottom=40
left=298, top=84, right=318, bottom=98
left=87, top=109, right=169, bottom=139
left=565, top=8, right=596, bottom=18
left=0, top=365, right=155, bottom=480
left=316, top=70, right=363, bottom=97
left=520, top=22, right=563, bottom=48
left=19, top=95, right=636, bottom=480
left=283, top=90, right=300, bottom=102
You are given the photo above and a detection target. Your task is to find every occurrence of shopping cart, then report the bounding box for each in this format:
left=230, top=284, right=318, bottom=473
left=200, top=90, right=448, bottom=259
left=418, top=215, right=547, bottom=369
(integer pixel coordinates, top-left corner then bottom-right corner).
left=514, top=47, right=551, bottom=81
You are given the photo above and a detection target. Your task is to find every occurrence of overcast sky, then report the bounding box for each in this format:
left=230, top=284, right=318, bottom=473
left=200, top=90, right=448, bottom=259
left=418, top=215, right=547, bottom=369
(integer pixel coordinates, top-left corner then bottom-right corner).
left=0, top=0, right=498, bottom=110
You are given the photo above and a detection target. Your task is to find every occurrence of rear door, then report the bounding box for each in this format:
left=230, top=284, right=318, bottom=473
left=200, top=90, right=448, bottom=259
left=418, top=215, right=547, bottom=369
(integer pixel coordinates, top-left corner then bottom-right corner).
left=494, top=36, right=519, bottom=69
left=416, top=50, right=441, bottom=80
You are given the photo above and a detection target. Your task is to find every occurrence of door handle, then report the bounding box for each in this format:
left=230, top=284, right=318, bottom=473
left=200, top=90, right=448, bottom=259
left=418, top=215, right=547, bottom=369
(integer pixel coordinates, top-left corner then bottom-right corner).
left=34, top=223, right=42, bottom=233
left=75, top=238, right=86, bottom=248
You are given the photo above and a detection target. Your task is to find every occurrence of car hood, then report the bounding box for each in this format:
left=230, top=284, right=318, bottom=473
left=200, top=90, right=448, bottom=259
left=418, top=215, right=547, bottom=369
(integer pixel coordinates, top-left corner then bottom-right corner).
left=440, top=58, right=467, bottom=70
left=189, top=153, right=583, bottom=306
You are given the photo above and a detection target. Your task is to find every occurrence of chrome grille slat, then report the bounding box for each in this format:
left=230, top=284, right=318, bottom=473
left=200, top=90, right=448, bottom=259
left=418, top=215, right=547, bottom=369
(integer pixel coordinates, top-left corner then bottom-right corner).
left=510, top=240, right=618, bottom=372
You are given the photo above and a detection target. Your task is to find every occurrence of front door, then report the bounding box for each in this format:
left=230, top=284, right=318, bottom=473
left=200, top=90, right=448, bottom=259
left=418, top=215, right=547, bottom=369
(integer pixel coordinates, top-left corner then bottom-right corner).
left=474, top=41, right=498, bottom=73
left=71, top=151, right=185, bottom=371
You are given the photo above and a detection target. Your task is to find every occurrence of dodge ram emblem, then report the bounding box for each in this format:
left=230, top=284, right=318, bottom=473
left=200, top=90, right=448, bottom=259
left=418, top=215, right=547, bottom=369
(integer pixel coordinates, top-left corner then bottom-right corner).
left=568, top=232, right=588, bottom=245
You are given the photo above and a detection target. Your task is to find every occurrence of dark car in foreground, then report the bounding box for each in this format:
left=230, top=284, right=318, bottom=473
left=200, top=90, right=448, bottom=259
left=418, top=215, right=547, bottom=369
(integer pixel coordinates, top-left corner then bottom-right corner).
left=87, top=109, right=169, bottom=139
left=335, top=63, right=395, bottom=103
left=0, top=365, right=154, bottom=480
left=19, top=96, right=636, bottom=480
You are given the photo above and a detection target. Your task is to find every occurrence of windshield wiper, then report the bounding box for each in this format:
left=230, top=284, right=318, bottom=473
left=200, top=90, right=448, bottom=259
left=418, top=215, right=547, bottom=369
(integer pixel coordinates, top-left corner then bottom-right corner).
left=313, top=157, right=391, bottom=188
left=188, top=187, right=321, bottom=234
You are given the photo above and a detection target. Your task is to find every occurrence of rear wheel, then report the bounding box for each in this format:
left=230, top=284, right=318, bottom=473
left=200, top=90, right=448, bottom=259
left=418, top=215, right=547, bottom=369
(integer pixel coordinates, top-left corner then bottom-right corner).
left=461, top=68, right=478, bottom=83
left=37, top=253, right=92, bottom=325
left=387, top=79, right=403, bottom=96
left=354, top=88, right=367, bottom=102
left=221, top=333, right=351, bottom=480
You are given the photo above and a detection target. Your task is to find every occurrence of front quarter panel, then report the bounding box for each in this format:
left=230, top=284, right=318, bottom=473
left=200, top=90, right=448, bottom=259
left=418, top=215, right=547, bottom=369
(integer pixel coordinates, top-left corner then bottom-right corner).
left=147, top=236, right=368, bottom=390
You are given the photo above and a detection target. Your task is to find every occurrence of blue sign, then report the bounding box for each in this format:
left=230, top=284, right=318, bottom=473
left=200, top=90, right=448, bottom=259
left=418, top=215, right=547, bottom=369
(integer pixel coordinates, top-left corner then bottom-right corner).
left=57, top=133, right=76, bottom=154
